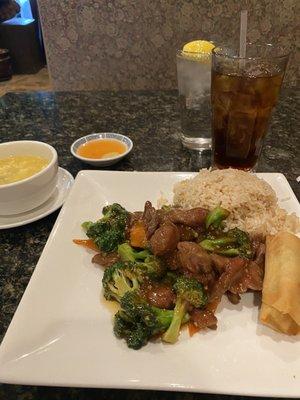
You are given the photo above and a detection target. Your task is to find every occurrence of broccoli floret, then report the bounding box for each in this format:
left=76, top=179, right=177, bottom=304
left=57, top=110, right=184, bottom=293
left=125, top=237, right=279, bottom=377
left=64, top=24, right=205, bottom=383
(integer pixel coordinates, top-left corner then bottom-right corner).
left=82, top=203, right=129, bottom=252
left=200, top=227, right=253, bottom=259
left=136, top=255, right=165, bottom=280
left=121, top=290, right=174, bottom=333
left=102, top=262, right=139, bottom=302
left=227, top=228, right=253, bottom=259
left=114, top=290, right=177, bottom=349
left=113, top=310, right=149, bottom=350
left=205, top=205, right=230, bottom=229
left=118, top=243, right=165, bottom=280
left=162, top=276, right=207, bottom=344
left=161, top=271, right=178, bottom=286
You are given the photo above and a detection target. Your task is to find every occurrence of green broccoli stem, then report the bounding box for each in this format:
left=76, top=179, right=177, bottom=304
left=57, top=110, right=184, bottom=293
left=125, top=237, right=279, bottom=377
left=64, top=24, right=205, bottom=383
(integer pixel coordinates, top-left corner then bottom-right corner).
left=200, top=237, right=236, bottom=252
left=218, top=248, right=240, bottom=256
left=118, top=243, right=150, bottom=262
left=81, top=221, right=93, bottom=232
left=200, top=227, right=253, bottom=259
left=151, top=308, right=173, bottom=334
left=205, top=206, right=230, bottom=229
left=151, top=307, right=189, bottom=336
left=162, top=299, right=186, bottom=344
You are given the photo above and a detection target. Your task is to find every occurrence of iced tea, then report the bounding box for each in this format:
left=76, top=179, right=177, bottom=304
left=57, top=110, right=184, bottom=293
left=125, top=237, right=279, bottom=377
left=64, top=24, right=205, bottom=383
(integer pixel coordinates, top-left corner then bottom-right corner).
left=211, top=44, right=289, bottom=170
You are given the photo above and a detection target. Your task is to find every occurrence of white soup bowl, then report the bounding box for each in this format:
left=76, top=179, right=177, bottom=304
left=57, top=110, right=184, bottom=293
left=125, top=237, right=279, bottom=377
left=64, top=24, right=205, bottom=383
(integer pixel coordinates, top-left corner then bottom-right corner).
left=0, top=141, right=58, bottom=215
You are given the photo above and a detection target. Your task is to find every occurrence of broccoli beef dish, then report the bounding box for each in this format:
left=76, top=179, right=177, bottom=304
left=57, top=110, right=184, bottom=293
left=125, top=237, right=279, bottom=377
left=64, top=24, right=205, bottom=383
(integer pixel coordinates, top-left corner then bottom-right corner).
left=74, top=201, right=266, bottom=349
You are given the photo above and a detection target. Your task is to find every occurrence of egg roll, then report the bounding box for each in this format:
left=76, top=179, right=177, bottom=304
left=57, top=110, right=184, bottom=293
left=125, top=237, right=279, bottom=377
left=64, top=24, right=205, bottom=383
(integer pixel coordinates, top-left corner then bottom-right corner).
left=260, top=231, right=300, bottom=335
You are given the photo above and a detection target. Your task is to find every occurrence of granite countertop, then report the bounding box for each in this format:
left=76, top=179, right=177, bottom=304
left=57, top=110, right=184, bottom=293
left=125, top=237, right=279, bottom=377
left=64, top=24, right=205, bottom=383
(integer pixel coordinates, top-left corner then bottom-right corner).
left=0, top=89, right=299, bottom=400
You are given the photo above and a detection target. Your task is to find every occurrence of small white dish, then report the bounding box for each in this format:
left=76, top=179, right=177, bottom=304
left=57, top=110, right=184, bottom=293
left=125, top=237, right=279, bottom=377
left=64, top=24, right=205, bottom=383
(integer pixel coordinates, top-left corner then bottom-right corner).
left=0, top=141, right=58, bottom=215
left=0, top=167, right=74, bottom=229
left=0, top=171, right=299, bottom=396
left=70, top=133, right=133, bottom=167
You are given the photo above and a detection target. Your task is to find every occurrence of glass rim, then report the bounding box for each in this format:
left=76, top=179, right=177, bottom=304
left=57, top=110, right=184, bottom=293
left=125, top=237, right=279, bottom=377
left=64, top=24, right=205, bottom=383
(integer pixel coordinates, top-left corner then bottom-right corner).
left=176, top=49, right=213, bottom=59
left=212, top=42, right=291, bottom=61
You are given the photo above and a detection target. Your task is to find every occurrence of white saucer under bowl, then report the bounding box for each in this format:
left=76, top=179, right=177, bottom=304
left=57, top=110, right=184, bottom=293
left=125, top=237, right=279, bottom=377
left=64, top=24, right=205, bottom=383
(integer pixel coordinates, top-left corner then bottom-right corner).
left=0, top=167, right=74, bottom=229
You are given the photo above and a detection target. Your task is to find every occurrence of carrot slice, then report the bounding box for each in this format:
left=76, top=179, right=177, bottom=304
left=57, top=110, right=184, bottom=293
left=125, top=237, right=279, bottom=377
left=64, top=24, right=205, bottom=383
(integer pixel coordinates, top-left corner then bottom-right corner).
left=130, top=221, right=148, bottom=248
left=188, top=322, right=200, bottom=337
left=73, top=239, right=99, bottom=251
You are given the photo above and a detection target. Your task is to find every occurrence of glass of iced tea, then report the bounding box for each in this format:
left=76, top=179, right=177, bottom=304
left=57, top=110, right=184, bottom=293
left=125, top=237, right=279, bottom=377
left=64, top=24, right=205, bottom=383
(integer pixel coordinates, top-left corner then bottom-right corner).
left=211, top=43, right=289, bottom=170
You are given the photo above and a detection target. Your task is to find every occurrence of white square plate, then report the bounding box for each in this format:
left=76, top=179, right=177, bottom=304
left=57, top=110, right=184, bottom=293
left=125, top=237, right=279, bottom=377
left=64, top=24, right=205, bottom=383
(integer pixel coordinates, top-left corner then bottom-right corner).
left=0, top=171, right=299, bottom=396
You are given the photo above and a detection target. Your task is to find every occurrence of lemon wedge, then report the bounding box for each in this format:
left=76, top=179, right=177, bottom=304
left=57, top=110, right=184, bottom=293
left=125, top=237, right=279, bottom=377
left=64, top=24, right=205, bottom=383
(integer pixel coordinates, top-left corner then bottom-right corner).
left=183, top=40, right=215, bottom=54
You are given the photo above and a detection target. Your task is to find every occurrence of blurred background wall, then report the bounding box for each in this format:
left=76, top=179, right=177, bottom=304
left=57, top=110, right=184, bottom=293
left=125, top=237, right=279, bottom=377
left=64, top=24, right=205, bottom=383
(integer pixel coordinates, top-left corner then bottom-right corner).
left=38, top=0, right=299, bottom=90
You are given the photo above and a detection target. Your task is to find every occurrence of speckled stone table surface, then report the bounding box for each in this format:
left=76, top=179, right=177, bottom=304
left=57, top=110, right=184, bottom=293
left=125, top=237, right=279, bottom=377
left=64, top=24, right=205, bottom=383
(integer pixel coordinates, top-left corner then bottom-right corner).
left=0, top=89, right=299, bottom=400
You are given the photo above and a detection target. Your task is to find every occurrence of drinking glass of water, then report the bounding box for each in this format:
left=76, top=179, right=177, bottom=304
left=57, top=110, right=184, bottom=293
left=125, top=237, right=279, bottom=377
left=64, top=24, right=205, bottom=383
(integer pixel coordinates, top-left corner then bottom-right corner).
left=176, top=40, right=215, bottom=150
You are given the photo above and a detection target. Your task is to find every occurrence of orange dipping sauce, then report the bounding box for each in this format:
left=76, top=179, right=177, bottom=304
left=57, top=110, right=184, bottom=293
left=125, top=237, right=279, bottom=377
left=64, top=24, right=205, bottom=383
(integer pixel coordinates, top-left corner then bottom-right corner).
left=77, top=139, right=127, bottom=159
